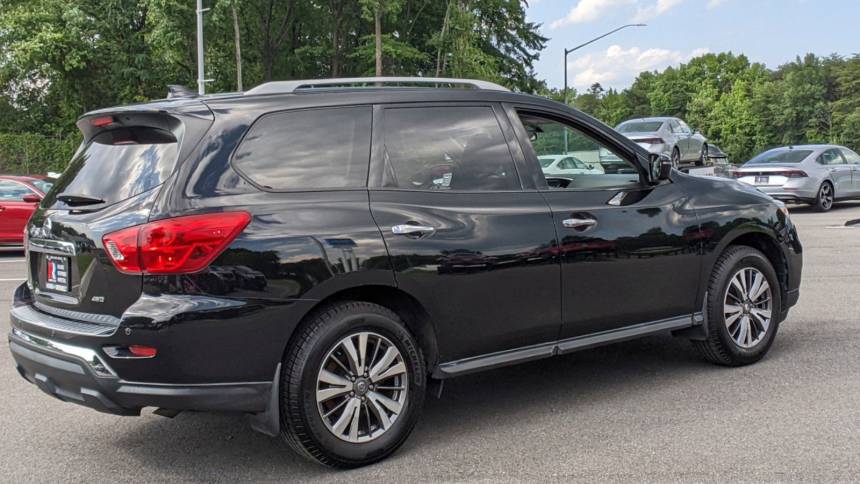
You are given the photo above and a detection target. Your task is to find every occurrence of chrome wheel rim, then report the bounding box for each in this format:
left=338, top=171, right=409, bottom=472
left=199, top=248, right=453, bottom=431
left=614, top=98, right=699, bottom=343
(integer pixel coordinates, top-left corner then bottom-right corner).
left=820, top=184, right=833, bottom=209
left=316, top=331, right=408, bottom=443
left=672, top=149, right=680, bottom=167
left=724, top=267, right=772, bottom=348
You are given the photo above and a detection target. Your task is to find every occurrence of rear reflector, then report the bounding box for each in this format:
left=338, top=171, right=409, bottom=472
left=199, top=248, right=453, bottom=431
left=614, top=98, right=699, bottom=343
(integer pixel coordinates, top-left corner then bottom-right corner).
left=128, top=345, right=158, bottom=358
left=102, top=212, right=251, bottom=275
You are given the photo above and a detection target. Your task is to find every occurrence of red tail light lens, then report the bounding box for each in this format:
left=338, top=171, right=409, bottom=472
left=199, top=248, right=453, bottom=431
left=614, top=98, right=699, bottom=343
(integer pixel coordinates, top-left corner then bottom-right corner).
left=634, top=137, right=665, bottom=145
left=90, top=116, right=115, bottom=128
left=102, top=212, right=251, bottom=275
left=777, top=170, right=808, bottom=178
left=128, top=345, right=158, bottom=358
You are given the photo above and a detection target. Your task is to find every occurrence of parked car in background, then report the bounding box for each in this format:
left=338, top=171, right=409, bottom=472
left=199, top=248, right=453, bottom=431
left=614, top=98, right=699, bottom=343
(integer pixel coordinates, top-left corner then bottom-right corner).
left=538, top=154, right=604, bottom=178
left=733, top=145, right=860, bottom=211
left=705, top=144, right=734, bottom=178
left=0, top=175, right=54, bottom=249
left=616, top=117, right=708, bottom=168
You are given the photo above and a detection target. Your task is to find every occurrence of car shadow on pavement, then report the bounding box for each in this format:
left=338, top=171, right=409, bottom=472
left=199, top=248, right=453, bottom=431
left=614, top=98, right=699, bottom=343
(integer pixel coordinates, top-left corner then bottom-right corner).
left=105, top=331, right=798, bottom=478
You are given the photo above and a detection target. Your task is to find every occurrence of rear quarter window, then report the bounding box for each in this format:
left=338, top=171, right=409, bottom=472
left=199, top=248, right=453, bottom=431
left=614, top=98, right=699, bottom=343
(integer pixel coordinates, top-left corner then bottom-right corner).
left=232, top=106, right=372, bottom=191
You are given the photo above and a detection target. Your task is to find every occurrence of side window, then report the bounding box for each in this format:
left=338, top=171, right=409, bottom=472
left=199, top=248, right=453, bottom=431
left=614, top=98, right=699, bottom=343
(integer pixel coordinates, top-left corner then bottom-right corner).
left=381, top=106, right=519, bottom=191
left=233, top=106, right=371, bottom=190
left=817, top=149, right=845, bottom=165
left=0, top=180, right=34, bottom=201
left=668, top=119, right=682, bottom=133
left=678, top=120, right=692, bottom=134
left=558, top=157, right=575, bottom=170
left=516, top=112, right=641, bottom=190
left=840, top=148, right=860, bottom=165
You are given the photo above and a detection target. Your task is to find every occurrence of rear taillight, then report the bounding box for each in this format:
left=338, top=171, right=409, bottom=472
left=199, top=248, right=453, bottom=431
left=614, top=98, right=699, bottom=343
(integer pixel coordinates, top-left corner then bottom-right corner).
left=634, top=137, right=665, bottom=145
left=776, top=170, right=808, bottom=178
left=102, top=212, right=251, bottom=275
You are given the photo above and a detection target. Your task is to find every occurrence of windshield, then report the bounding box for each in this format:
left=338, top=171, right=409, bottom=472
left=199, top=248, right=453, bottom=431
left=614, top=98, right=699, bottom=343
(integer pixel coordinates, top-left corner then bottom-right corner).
left=43, top=127, right=179, bottom=208
left=747, top=149, right=812, bottom=164
left=617, top=121, right=663, bottom=133
left=538, top=157, right=556, bottom=168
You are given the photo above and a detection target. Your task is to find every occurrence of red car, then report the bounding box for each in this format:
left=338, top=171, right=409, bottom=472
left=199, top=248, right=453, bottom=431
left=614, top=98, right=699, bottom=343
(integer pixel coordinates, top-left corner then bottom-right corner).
left=0, top=175, right=54, bottom=249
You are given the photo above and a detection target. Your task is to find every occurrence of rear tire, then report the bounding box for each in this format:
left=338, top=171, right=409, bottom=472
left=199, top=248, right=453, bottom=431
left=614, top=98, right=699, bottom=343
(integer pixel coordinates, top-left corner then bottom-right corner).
left=696, top=144, right=708, bottom=166
left=694, top=246, right=781, bottom=366
left=812, top=181, right=834, bottom=212
left=280, top=301, right=426, bottom=468
left=671, top=147, right=681, bottom=168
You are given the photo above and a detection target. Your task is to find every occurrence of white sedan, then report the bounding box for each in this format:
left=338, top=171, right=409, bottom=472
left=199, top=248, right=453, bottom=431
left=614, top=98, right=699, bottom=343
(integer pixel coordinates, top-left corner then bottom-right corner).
left=539, top=154, right=604, bottom=178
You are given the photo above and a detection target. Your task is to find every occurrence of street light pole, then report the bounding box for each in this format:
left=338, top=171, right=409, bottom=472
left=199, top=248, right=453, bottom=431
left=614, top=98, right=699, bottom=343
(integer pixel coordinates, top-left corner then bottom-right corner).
left=563, top=23, right=646, bottom=152
left=196, top=0, right=211, bottom=95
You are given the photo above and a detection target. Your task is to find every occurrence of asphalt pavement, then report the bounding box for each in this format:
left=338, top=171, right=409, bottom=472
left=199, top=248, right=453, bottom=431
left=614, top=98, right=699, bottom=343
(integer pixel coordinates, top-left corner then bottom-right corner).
left=1, top=202, right=858, bottom=482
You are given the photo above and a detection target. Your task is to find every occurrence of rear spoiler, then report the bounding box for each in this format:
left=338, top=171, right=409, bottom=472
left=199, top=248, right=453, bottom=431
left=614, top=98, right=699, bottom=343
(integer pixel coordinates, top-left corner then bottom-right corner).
left=76, top=103, right=214, bottom=165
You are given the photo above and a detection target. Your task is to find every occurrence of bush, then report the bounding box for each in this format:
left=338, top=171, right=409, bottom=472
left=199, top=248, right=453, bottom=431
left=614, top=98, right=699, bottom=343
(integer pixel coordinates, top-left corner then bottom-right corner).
left=0, top=132, right=80, bottom=175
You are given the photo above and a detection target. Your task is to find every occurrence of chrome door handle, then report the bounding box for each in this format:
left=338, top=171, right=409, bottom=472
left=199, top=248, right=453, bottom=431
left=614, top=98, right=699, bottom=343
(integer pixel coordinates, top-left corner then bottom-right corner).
left=562, top=217, right=597, bottom=229
left=392, top=224, right=436, bottom=236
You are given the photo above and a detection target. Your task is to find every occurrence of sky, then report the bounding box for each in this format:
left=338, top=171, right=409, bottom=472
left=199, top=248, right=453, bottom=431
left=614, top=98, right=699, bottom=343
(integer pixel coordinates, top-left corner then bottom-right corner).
left=526, top=0, right=860, bottom=91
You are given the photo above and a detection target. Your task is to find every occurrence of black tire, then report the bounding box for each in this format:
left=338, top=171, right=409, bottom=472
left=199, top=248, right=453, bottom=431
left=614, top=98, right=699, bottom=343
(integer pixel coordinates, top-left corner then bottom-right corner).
left=693, top=246, right=782, bottom=366
left=280, top=301, right=426, bottom=468
left=812, top=181, right=834, bottom=212
left=671, top=147, right=681, bottom=168
left=696, top=144, right=708, bottom=166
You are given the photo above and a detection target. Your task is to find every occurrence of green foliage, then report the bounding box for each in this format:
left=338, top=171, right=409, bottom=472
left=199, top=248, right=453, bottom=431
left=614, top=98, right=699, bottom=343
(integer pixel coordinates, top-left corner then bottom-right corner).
left=0, top=133, right=80, bottom=174
left=546, top=52, right=860, bottom=163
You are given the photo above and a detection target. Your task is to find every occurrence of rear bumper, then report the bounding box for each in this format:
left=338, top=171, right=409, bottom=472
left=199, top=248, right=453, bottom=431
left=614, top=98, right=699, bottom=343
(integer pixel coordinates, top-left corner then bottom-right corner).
left=8, top=325, right=272, bottom=416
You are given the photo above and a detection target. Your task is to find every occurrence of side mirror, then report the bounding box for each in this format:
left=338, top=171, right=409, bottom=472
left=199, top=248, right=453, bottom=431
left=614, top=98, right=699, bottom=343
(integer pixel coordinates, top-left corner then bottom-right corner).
left=22, top=194, right=42, bottom=204
left=649, top=153, right=672, bottom=182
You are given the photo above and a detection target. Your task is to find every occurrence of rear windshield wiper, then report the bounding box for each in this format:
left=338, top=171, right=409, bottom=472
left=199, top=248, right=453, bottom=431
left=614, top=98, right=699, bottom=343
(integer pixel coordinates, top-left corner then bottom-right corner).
left=56, top=193, right=105, bottom=206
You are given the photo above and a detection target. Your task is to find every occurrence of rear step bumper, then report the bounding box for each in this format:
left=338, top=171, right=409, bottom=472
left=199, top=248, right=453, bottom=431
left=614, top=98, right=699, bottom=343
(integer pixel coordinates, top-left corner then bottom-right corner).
left=8, top=326, right=272, bottom=416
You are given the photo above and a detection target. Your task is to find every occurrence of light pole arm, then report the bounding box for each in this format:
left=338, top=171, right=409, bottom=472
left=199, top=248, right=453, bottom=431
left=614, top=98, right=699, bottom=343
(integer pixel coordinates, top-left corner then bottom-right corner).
left=564, top=23, right=646, bottom=56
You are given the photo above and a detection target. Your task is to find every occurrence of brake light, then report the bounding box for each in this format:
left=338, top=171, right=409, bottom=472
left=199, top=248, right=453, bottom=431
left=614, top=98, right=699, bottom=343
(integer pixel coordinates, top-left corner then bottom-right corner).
left=776, top=170, right=808, bottom=178
left=90, top=116, right=115, bottom=128
left=102, top=212, right=251, bottom=275
left=634, top=137, right=665, bottom=145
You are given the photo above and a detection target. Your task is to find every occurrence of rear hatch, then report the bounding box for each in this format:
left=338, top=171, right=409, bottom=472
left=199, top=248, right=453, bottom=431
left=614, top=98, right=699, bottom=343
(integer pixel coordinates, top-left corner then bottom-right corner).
left=25, top=102, right=214, bottom=329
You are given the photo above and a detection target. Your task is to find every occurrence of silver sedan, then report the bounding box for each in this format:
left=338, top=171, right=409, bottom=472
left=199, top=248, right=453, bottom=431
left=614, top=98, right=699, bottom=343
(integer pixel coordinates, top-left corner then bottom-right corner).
left=732, top=144, right=860, bottom=211
left=616, top=117, right=708, bottom=167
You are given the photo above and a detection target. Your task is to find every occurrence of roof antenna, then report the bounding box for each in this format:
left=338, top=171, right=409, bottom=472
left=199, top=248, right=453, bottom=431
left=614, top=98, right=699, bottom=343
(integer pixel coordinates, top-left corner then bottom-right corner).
left=167, top=85, right=198, bottom=99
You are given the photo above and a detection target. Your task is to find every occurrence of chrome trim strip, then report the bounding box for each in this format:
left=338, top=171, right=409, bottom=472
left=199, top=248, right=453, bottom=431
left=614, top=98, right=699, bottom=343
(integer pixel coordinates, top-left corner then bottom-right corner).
left=28, top=238, right=77, bottom=256
left=10, top=327, right=116, bottom=377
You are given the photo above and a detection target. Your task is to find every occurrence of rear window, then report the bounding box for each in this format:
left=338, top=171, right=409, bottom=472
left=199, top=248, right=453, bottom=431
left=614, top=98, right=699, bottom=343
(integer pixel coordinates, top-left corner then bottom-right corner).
left=45, top=127, right=178, bottom=207
left=232, top=106, right=372, bottom=190
left=747, top=149, right=812, bottom=164
left=617, top=121, right=663, bottom=133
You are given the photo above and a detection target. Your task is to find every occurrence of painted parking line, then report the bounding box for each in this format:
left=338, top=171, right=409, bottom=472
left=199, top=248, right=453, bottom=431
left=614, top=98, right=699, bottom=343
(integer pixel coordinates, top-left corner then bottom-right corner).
left=0, top=260, right=25, bottom=263
left=0, top=278, right=25, bottom=282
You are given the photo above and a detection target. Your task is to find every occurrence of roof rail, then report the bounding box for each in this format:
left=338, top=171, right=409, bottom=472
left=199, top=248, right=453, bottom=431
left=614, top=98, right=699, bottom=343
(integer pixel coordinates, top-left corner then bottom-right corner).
left=244, top=77, right=510, bottom=95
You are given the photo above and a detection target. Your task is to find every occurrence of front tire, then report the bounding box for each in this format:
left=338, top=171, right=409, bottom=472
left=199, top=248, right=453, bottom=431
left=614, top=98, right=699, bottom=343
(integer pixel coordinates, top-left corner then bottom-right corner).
left=694, top=246, right=782, bottom=366
left=697, top=144, right=708, bottom=166
left=812, top=181, right=834, bottom=212
left=280, top=301, right=426, bottom=468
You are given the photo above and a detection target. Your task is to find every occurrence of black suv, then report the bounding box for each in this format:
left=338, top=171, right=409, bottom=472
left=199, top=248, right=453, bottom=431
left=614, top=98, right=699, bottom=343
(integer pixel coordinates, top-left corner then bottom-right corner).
left=8, top=77, right=802, bottom=468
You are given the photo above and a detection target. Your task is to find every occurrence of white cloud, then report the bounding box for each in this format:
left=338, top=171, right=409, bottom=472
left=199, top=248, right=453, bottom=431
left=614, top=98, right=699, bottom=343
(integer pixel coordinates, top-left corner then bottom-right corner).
left=707, top=0, right=727, bottom=8
left=550, top=0, right=635, bottom=29
left=568, top=44, right=709, bottom=89
left=632, top=0, right=685, bottom=22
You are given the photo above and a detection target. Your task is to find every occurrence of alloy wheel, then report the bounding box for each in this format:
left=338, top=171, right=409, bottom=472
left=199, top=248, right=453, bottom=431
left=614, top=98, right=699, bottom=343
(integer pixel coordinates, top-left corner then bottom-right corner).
left=819, top=183, right=833, bottom=210
left=671, top=149, right=680, bottom=168
left=723, top=267, right=772, bottom=348
left=316, top=331, right=408, bottom=443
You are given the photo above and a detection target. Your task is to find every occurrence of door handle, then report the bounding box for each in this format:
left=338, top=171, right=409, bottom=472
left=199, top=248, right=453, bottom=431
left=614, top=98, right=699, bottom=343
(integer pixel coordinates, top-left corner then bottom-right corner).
left=392, top=224, right=436, bottom=236
left=562, top=217, right=597, bottom=229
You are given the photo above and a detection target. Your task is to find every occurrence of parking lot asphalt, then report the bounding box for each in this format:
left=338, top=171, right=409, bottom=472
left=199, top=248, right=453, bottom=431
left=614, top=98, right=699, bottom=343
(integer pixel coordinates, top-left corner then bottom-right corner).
left=1, top=202, right=858, bottom=482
